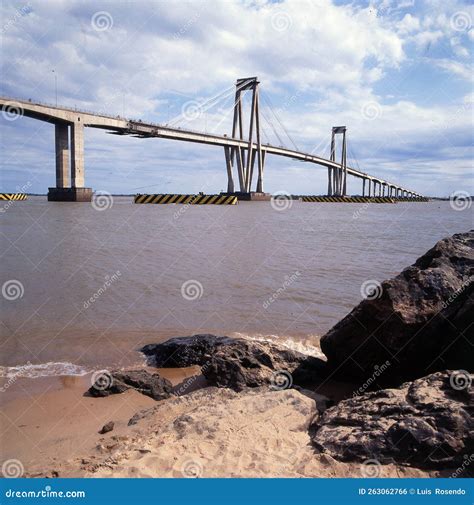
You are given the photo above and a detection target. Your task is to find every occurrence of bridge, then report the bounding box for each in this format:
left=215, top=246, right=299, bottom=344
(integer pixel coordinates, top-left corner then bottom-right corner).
left=0, top=77, right=422, bottom=201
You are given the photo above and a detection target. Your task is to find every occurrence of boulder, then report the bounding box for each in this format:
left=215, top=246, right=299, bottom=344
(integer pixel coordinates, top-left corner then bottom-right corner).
left=142, top=334, right=327, bottom=391
left=141, top=334, right=229, bottom=367
left=88, top=370, right=173, bottom=401
left=311, top=371, right=473, bottom=469
left=320, top=231, right=474, bottom=383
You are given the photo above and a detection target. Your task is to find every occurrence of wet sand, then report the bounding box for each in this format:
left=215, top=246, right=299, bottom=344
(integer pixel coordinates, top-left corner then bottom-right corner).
left=0, top=368, right=448, bottom=478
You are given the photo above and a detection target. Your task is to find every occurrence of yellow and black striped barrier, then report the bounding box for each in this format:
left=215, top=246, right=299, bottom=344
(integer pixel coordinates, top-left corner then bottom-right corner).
left=134, top=194, right=237, bottom=205
left=0, top=193, right=28, bottom=201
left=394, top=197, right=429, bottom=202
left=300, top=196, right=396, bottom=203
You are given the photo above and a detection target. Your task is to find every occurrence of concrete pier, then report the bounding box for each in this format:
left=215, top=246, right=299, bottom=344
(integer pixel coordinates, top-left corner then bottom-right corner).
left=54, top=123, right=70, bottom=188
left=48, top=120, right=92, bottom=202
left=71, top=121, right=85, bottom=188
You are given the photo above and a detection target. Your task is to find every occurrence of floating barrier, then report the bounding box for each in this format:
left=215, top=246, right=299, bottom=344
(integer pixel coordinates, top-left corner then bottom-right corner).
left=134, top=194, right=238, bottom=205
left=0, top=193, right=28, bottom=201
left=394, top=197, right=430, bottom=202
left=300, top=196, right=396, bottom=203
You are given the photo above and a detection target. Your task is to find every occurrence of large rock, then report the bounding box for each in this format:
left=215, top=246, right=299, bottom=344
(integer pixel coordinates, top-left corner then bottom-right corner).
left=311, top=371, right=473, bottom=469
left=88, top=370, right=173, bottom=401
left=321, top=231, right=474, bottom=383
left=141, top=334, right=327, bottom=391
left=141, top=334, right=230, bottom=367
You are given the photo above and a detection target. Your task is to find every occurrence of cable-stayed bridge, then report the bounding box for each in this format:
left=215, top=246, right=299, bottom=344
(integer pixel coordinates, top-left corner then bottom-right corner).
left=0, top=77, right=422, bottom=201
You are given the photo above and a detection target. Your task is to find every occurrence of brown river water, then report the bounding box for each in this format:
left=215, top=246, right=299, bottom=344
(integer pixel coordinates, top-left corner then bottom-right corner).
left=1, top=197, right=472, bottom=378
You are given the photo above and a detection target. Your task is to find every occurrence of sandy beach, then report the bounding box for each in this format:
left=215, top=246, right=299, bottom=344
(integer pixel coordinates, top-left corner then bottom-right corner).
left=0, top=366, right=450, bottom=479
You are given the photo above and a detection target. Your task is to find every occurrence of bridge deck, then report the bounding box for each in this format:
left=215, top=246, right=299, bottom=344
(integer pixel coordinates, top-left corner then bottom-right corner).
left=0, top=96, right=421, bottom=197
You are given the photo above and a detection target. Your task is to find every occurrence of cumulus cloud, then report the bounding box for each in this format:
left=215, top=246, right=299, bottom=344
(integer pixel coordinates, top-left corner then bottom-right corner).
left=0, top=0, right=472, bottom=196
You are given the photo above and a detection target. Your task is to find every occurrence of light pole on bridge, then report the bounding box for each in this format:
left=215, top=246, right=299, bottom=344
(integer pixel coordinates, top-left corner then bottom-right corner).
left=51, top=69, right=57, bottom=107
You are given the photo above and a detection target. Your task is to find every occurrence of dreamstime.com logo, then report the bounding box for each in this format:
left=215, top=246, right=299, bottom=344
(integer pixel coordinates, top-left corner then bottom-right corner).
left=450, top=11, right=472, bottom=32
left=0, top=361, right=32, bottom=393
left=1, top=101, right=24, bottom=121
left=360, top=279, right=383, bottom=300
left=1, top=459, right=24, bottom=478
left=90, top=370, right=113, bottom=391
left=0, top=181, right=32, bottom=213
left=91, top=11, right=113, bottom=31
left=451, top=453, right=474, bottom=478
left=263, top=270, right=301, bottom=309
left=181, top=280, right=203, bottom=301
left=91, top=191, right=114, bottom=211
left=361, top=102, right=382, bottom=120
left=271, top=191, right=293, bottom=211
left=449, top=191, right=472, bottom=212
left=449, top=370, right=472, bottom=391
left=271, top=11, right=292, bottom=32
left=5, top=486, right=86, bottom=499
left=440, top=278, right=472, bottom=309
left=83, top=271, right=121, bottom=309
left=360, top=458, right=382, bottom=478
left=181, top=458, right=203, bottom=478
left=2, top=280, right=24, bottom=301
left=270, top=370, right=293, bottom=390
left=352, top=361, right=391, bottom=397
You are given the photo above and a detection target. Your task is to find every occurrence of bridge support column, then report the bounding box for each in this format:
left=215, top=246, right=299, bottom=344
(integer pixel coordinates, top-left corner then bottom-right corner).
left=224, top=146, right=234, bottom=193
left=329, top=126, right=347, bottom=196
left=48, top=119, right=92, bottom=202
left=227, top=77, right=264, bottom=195
left=362, top=178, right=366, bottom=196
left=54, top=123, right=70, bottom=188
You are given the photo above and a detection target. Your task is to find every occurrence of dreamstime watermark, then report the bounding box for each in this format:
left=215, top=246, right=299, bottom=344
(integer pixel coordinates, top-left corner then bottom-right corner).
left=449, top=191, right=472, bottom=211
left=1, top=459, right=24, bottom=478
left=271, top=11, right=292, bottom=32
left=353, top=361, right=391, bottom=397
left=181, top=100, right=203, bottom=121
left=0, top=361, right=32, bottom=393
left=360, top=458, right=382, bottom=478
left=90, top=370, right=113, bottom=391
left=181, top=280, right=203, bottom=301
left=441, top=278, right=472, bottom=309
left=352, top=201, right=372, bottom=219
left=173, top=193, right=202, bottom=220
left=92, top=191, right=114, bottom=211
left=174, top=359, right=212, bottom=396
left=451, top=454, right=474, bottom=478
left=0, top=181, right=32, bottom=213
left=360, top=279, right=383, bottom=300
left=0, top=3, right=32, bottom=34
left=83, top=271, right=121, bottom=309
left=173, top=11, right=201, bottom=40
left=1, top=101, right=24, bottom=121
left=433, top=101, right=472, bottom=132
left=270, top=370, right=293, bottom=391
left=181, top=458, right=203, bottom=478
left=449, top=370, right=472, bottom=391
left=2, top=280, right=24, bottom=301
left=270, top=191, right=293, bottom=211
left=91, top=11, right=113, bottom=31
left=263, top=270, right=301, bottom=309
left=4, top=486, right=86, bottom=499
left=361, top=102, right=382, bottom=120
left=450, top=11, right=472, bottom=32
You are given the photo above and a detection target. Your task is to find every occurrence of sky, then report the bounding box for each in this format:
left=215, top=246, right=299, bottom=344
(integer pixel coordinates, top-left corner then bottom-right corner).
left=0, top=0, right=473, bottom=197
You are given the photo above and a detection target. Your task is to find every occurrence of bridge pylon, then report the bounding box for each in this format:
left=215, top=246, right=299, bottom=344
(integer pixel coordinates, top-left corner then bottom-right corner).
left=226, top=77, right=264, bottom=194
left=328, top=126, right=347, bottom=196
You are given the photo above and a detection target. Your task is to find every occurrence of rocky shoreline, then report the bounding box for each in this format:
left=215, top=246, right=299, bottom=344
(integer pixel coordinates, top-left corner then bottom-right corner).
left=30, top=231, right=474, bottom=477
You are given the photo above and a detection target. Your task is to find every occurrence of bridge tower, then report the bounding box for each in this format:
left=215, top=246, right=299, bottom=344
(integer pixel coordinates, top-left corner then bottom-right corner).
left=327, top=126, right=347, bottom=196
left=225, top=77, right=265, bottom=194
